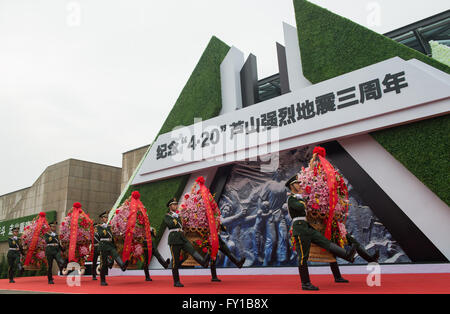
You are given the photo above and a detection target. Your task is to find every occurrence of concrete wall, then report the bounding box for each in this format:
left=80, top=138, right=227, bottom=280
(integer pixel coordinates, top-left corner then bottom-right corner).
left=121, top=145, right=149, bottom=191
left=0, top=159, right=121, bottom=256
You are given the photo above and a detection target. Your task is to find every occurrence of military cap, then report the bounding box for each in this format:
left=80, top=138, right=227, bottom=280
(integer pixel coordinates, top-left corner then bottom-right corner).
left=49, top=221, right=57, bottom=226
left=166, top=197, right=178, bottom=208
left=285, top=175, right=299, bottom=188
left=11, top=226, right=19, bottom=232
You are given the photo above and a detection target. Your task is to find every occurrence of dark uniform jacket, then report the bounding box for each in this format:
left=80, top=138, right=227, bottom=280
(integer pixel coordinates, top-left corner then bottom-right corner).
left=96, top=224, right=115, bottom=250
left=161, top=212, right=186, bottom=246
left=44, top=232, right=61, bottom=255
left=287, top=195, right=307, bottom=236
left=7, top=236, right=22, bottom=258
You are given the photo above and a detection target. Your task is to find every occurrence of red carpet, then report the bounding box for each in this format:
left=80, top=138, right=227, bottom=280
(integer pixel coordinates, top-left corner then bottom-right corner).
left=0, top=274, right=449, bottom=294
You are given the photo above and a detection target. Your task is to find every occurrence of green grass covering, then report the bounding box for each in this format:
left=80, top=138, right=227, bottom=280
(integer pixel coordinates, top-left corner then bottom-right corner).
left=293, top=0, right=450, bottom=83
left=293, top=0, right=450, bottom=204
left=371, top=115, right=450, bottom=205
left=120, top=175, right=190, bottom=242
left=120, top=36, right=230, bottom=244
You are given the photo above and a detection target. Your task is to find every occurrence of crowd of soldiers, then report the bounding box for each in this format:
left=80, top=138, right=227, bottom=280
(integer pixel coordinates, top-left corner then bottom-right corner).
left=6, top=175, right=378, bottom=291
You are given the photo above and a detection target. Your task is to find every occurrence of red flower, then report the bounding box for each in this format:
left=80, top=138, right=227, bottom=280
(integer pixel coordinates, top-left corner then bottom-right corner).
left=39, top=212, right=46, bottom=217
left=312, top=203, right=319, bottom=210
left=184, top=194, right=189, bottom=200
left=313, top=167, right=318, bottom=176
left=61, top=222, right=65, bottom=226
left=116, top=210, right=120, bottom=214
left=202, top=247, right=208, bottom=253
left=196, top=240, right=202, bottom=246
left=131, top=191, right=140, bottom=200
left=181, top=204, right=187, bottom=209
left=305, top=186, right=312, bottom=194
left=313, top=146, right=326, bottom=158
left=195, top=176, right=205, bottom=185
left=175, top=210, right=179, bottom=214
left=73, top=202, right=82, bottom=209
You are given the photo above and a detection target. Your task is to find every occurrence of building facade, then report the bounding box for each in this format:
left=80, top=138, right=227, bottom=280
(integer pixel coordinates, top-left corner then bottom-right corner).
left=0, top=159, right=121, bottom=255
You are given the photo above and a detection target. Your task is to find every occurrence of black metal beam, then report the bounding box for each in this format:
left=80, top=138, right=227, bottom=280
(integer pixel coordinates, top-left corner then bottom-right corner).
left=276, top=42, right=291, bottom=95
left=240, top=54, right=259, bottom=108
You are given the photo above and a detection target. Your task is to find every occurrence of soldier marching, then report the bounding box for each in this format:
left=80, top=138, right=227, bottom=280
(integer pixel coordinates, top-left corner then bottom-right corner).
left=44, top=221, right=67, bottom=284
left=7, top=227, right=24, bottom=283
left=97, top=211, right=128, bottom=286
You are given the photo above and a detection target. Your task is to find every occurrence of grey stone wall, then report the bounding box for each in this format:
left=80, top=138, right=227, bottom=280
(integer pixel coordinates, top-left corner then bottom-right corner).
left=0, top=159, right=121, bottom=256
left=121, top=145, right=149, bottom=191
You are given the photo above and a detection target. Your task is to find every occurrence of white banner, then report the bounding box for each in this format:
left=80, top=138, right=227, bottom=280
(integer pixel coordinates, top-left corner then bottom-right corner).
left=133, top=57, right=450, bottom=185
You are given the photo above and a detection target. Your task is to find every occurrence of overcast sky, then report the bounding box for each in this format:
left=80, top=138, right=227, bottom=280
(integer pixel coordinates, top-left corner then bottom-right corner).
left=0, top=0, right=448, bottom=196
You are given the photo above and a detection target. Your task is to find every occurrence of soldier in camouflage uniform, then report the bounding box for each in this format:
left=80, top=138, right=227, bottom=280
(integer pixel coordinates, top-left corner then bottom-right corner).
left=7, top=227, right=24, bottom=283
left=45, top=221, right=67, bottom=284
left=97, top=211, right=128, bottom=286
left=161, top=198, right=210, bottom=287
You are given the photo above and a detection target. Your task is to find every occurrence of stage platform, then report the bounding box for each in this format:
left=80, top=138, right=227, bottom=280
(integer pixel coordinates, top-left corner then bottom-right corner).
left=1, top=264, right=449, bottom=294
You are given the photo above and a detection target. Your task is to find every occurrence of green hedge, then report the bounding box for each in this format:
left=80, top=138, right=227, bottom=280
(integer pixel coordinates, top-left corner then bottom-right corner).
left=293, top=0, right=450, bottom=83
left=120, top=36, right=230, bottom=244
left=293, top=0, right=450, bottom=205
left=371, top=115, right=450, bottom=205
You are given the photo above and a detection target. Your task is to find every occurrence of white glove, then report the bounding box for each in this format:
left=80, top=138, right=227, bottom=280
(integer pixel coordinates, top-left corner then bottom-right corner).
left=13, top=236, right=18, bottom=240
left=51, top=232, right=56, bottom=237
left=101, top=223, right=108, bottom=228
left=294, top=194, right=303, bottom=200
left=171, top=212, right=179, bottom=218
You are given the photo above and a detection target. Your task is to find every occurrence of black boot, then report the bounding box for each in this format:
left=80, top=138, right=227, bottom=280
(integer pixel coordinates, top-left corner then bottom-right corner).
left=57, top=257, right=67, bottom=274
left=328, top=243, right=357, bottom=263
left=221, top=244, right=246, bottom=268
left=108, top=257, right=114, bottom=269
left=228, top=253, right=246, bottom=268
left=144, top=266, right=152, bottom=281
left=192, top=251, right=210, bottom=268
left=330, top=262, right=349, bottom=283
left=47, top=262, right=54, bottom=284
left=100, top=267, right=108, bottom=286
left=172, top=268, right=184, bottom=287
left=115, top=256, right=129, bottom=272
left=153, top=250, right=170, bottom=269
left=210, top=261, right=221, bottom=282
left=9, top=268, right=15, bottom=283
left=357, top=246, right=380, bottom=263
left=298, top=264, right=319, bottom=291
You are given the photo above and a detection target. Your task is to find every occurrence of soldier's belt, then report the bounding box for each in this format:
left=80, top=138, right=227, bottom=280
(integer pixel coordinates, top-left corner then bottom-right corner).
left=8, top=248, right=19, bottom=251
left=292, top=217, right=307, bottom=224
left=100, top=238, right=112, bottom=242
left=169, top=228, right=182, bottom=233
left=47, top=243, right=59, bottom=247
